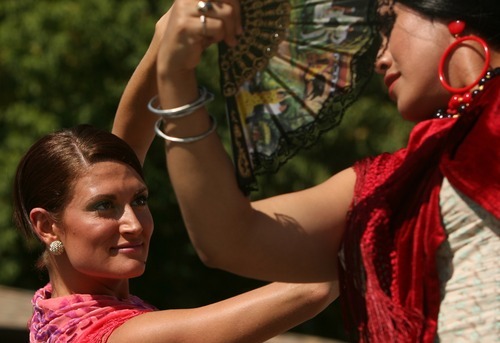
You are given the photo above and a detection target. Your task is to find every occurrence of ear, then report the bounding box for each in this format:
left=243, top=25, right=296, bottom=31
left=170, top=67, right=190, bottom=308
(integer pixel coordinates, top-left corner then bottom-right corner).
left=29, top=208, right=59, bottom=245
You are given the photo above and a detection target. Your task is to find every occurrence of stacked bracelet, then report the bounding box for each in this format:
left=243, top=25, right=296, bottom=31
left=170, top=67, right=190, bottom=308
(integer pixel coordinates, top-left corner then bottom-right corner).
left=148, top=87, right=214, bottom=118
left=154, top=116, right=217, bottom=143
left=149, top=86, right=217, bottom=143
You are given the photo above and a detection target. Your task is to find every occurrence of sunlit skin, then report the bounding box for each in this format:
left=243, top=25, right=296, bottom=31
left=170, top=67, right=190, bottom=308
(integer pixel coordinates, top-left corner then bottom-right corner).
left=376, top=4, right=455, bottom=121
left=49, top=161, right=154, bottom=298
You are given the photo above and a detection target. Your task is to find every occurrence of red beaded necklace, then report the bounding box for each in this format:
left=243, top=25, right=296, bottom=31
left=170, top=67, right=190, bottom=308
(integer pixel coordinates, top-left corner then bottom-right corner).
left=435, top=68, right=500, bottom=119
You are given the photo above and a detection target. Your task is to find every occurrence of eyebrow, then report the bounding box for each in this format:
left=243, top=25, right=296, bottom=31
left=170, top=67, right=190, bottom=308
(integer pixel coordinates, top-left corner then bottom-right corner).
left=86, top=186, right=149, bottom=203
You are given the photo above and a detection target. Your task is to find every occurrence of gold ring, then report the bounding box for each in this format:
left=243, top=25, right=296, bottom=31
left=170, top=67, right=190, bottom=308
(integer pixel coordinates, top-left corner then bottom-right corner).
left=200, top=15, right=207, bottom=36
left=197, top=1, right=213, bottom=14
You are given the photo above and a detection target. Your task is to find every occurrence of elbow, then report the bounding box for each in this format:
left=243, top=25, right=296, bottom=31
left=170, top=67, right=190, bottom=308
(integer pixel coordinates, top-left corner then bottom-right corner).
left=278, top=280, right=340, bottom=326
left=303, top=280, right=340, bottom=317
left=190, top=243, right=230, bottom=271
left=195, top=249, right=218, bottom=269
left=193, top=245, right=257, bottom=279
left=186, top=224, right=253, bottom=273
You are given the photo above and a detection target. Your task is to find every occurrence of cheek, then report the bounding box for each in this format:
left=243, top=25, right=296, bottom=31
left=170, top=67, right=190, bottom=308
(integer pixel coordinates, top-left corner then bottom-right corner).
left=140, top=210, right=154, bottom=238
left=63, top=223, right=120, bottom=269
left=63, top=217, right=117, bottom=249
left=399, top=84, right=450, bottom=121
left=66, top=227, right=112, bottom=253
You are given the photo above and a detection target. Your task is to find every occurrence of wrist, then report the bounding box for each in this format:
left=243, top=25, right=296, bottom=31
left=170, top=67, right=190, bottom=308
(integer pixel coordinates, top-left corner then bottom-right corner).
left=157, top=70, right=198, bottom=107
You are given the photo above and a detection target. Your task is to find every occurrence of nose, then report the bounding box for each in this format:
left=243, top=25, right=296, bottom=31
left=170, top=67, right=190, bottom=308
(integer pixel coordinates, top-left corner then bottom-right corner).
left=375, top=40, right=392, bottom=74
left=119, top=205, right=143, bottom=235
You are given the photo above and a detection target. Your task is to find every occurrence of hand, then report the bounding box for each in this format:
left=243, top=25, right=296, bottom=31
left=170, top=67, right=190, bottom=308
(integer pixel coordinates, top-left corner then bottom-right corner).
left=157, top=0, right=242, bottom=78
left=152, top=7, right=171, bottom=43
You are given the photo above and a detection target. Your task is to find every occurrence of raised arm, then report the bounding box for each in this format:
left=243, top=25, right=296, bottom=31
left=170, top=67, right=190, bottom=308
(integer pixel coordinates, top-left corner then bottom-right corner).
left=111, top=11, right=171, bottom=164
left=153, top=0, right=356, bottom=282
left=108, top=281, right=337, bottom=343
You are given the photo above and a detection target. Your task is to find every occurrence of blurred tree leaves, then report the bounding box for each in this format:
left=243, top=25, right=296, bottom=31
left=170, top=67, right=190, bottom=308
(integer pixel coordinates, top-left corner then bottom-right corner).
left=0, top=0, right=413, bottom=340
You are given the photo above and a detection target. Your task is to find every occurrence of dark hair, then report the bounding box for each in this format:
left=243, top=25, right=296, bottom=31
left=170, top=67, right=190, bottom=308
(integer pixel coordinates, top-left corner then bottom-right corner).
left=396, top=0, right=500, bottom=47
left=13, top=124, right=144, bottom=241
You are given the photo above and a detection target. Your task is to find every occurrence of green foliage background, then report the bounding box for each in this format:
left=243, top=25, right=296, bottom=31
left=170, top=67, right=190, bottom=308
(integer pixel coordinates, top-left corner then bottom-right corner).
left=0, top=0, right=413, bottom=340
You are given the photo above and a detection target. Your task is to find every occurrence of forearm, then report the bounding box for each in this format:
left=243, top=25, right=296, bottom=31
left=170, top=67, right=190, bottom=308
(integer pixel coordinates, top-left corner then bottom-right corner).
left=186, top=281, right=338, bottom=343
left=157, top=71, right=259, bottom=271
left=112, top=15, right=168, bottom=164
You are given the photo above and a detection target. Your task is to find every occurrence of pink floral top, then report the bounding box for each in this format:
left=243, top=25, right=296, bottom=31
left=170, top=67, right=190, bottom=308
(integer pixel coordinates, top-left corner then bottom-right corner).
left=29, top=283, right=157, bottom=342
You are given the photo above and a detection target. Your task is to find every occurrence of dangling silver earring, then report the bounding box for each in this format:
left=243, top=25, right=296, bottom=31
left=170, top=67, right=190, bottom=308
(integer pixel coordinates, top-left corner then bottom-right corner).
left=49, top=240, right=64, bottom=255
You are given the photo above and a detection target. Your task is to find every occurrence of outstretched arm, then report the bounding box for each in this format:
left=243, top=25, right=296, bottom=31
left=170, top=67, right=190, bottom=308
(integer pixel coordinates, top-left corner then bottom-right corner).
left=108, top=281, right=338, bottom=343
left=154, top=0, right=356, bottom=282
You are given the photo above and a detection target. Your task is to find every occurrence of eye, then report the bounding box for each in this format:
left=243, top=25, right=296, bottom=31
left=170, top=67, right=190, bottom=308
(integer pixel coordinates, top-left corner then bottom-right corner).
left=132, top=194, right=149, bottom=207
left=92, top=200, right=115, bottom=212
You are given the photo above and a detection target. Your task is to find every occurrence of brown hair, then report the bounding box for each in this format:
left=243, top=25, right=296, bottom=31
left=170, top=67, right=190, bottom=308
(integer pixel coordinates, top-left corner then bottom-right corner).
left=13, top=125, right=144, bottom=266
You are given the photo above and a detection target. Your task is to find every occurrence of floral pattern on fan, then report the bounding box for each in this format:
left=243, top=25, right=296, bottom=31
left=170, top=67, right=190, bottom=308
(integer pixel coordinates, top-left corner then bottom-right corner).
left=219, top=0, right=379, bottom=193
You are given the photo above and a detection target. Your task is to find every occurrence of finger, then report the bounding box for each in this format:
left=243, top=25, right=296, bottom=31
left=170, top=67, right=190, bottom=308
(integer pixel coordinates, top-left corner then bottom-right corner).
left=214, top=0, right=243, bottom=42
left=197, top=15, right=226, bottom=45
left=196, top=0, right=242, bottom=47
left=200, top=14, right=208, bottom=37
left=231, top=0, right=243, bottom=36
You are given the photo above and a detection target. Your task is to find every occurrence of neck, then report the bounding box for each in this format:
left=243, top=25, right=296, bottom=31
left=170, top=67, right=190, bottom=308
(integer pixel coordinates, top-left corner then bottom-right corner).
left=47, top=260, right=130, bottom=299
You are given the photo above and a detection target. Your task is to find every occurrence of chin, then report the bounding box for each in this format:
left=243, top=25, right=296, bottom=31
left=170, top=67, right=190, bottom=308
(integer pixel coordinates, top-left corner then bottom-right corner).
left=118, top=262, right=147, bottom=278
left=128, top=271, right=145, bottom=279
left=118, top=268, right=145, bottom=279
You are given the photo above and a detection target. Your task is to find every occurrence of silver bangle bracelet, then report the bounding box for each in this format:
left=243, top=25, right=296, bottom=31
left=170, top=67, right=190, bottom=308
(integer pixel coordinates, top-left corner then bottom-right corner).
left=154, top=115, right=217, bottom=143
left=148, top=87, right=214, bottom=119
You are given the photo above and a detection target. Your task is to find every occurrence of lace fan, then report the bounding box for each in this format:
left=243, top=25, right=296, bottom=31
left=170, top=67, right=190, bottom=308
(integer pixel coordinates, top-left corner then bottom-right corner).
left=218, top=0, right=380, bottom=193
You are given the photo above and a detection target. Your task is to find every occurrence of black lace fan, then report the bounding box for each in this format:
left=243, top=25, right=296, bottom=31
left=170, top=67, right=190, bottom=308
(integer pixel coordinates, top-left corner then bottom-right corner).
left=218, top=0, right=380, bottom=193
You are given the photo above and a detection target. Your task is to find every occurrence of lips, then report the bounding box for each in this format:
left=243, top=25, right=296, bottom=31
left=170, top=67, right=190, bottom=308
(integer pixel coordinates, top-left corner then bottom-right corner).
left=113, top=242, right=144, bottom=251
left=384, top=73, right=400, bottom=99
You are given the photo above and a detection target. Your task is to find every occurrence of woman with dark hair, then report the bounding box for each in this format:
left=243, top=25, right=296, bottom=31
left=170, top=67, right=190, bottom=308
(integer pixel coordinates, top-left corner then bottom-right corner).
left=113, top=0, right=499, bottom=341
left=15, top=123, right=337, bottom=342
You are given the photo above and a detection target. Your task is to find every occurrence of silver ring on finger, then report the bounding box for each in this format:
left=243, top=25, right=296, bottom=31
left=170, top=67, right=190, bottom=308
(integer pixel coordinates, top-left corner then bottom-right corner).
left=197, top=1, right=213, bottom=14
left=200, top=14, right=207, bottom=36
